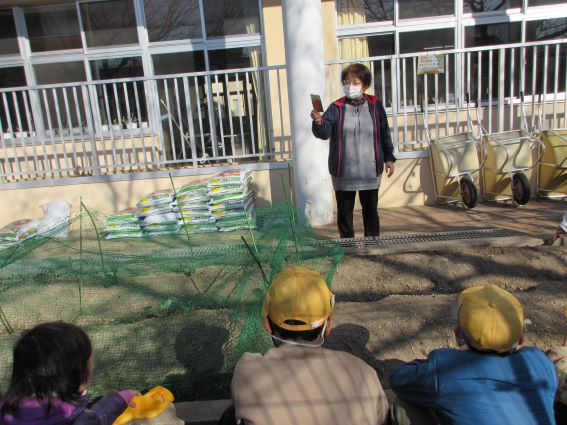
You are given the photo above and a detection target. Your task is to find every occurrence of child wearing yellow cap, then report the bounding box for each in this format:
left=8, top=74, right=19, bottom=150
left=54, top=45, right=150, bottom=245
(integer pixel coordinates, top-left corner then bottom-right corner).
left=389, top=284, right=558, bottom=425
left=222, top=266, right=389, bottom=425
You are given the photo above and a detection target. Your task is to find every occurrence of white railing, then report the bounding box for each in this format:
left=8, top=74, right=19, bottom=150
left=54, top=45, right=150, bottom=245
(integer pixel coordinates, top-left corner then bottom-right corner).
left=0, top=40, right=565, bottom=185
left=0, top=65, right=291, bottom=184
left=325, top=39, right=567, bottom=151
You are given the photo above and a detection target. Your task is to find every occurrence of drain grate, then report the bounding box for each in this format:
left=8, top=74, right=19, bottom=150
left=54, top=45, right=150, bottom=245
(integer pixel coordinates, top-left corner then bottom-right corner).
left=105, top=229, right=521, bottom=259
left=321, top=228, right=518, bottom=249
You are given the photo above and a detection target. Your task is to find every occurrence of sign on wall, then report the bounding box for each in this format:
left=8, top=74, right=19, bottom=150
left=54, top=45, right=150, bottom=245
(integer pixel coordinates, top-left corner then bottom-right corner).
left=417, top=54, right=445, bottom=75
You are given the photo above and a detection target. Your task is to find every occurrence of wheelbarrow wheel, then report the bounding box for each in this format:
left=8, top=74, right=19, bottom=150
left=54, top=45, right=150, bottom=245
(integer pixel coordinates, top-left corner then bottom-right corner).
left=460, top=177, right=478, bottom=209
left=512, top=173, right=531, bottom=205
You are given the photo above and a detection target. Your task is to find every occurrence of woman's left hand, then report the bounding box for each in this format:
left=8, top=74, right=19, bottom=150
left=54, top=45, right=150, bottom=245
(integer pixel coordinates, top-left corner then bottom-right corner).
left=385, top=161, right=395, bottom=177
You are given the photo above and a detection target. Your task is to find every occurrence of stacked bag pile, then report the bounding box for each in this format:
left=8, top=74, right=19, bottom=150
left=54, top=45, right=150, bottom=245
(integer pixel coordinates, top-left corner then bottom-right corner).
left=136, top=190, right=178, bottom=237
left=0, top=218, right=39, bottom=249
left=208, top=170, right=255, bottom=232
left=0, top=201, right=71, bottom=247
left=174, top=179, right=216, bottom=234
left=102, top=208, right=142, bottom=239
left=101, top=170, right=256, bottom=239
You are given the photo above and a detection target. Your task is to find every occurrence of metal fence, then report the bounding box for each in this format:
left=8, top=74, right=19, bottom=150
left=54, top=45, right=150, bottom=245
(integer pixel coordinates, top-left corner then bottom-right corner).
left=0, top=39, right=566, bottom=184
left=325, top=39, right=567, bottom=150
left=0, top=65, right=291, bottom=183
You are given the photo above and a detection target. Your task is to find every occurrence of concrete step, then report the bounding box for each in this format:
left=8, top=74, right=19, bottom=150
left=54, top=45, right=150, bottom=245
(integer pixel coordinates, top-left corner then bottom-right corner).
left=173, top=391, right=399, bottom=424
left=175, top=400, right=231, bottom=425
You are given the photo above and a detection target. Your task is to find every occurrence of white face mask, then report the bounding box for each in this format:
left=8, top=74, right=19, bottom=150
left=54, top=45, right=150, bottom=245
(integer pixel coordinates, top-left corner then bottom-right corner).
left=343, top=85, right=363, bottom=99
left=269, top=320, right=328, bottom=348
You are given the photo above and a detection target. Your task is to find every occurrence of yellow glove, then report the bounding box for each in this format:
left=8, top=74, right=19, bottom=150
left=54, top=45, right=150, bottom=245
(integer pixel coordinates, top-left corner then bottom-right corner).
left=113, top=386, right=174, bottom=425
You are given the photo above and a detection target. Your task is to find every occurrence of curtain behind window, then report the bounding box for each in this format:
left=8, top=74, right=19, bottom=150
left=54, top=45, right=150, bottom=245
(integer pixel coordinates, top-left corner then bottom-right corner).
left=337, top=0, right=369, bottom=60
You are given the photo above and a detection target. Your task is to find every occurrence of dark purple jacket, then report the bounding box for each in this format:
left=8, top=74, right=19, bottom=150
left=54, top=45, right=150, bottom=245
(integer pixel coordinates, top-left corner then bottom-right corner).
left=0, top=392, right=131, bottom=425
left=312, top=94, right=396, bottom=177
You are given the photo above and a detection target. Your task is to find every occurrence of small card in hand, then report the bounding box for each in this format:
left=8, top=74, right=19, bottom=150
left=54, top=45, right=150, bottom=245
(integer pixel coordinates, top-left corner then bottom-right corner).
left=310, top=94, right=323, bottom=113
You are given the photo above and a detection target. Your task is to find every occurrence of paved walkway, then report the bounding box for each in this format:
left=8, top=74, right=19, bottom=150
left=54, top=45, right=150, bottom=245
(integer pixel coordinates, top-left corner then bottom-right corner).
left=314, top=199, right=566, bottom=241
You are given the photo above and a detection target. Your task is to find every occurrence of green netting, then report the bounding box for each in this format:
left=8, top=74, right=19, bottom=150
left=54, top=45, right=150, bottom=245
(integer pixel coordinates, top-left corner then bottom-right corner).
left=0, top=201, right=343, bottom=401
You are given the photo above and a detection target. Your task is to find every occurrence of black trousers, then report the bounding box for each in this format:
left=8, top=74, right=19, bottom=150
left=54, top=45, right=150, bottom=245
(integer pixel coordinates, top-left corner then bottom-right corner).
left=335, top=189, right=380, bottom=238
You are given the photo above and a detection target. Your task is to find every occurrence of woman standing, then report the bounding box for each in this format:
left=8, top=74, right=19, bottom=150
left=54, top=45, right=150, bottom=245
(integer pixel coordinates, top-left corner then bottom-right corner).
left=311, top=63, right=396, bottom=238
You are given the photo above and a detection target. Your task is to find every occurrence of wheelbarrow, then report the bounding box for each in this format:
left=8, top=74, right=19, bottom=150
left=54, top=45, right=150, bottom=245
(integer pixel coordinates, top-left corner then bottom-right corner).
left=423, top=94, right=484, bottom=208
left=480, top=92, right=545, bottom=206
left=535, top=96, right=567, bottom=199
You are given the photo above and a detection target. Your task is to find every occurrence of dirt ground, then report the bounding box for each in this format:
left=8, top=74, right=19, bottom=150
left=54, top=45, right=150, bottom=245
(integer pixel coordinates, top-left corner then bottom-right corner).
left=325, top=245, right=567, bottom=389
left=0, top=242, right=564, bottom=401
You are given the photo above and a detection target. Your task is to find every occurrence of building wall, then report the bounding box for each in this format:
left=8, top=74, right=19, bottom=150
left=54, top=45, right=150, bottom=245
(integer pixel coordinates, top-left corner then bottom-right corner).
left=262, top=0, right=338, bottom=64
left=0, top=1, right=566, bottom=226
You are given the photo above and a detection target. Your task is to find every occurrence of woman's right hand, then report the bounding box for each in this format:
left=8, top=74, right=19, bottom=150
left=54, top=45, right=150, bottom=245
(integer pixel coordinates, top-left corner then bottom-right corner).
left=310, top=110, right=323, bottom=126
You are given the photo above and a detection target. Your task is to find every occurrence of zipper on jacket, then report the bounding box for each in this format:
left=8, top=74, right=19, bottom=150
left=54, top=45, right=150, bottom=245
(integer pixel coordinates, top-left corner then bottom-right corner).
left=337, top=106, right=343, bottom=177
left=373, top=102, right=380, bottom=173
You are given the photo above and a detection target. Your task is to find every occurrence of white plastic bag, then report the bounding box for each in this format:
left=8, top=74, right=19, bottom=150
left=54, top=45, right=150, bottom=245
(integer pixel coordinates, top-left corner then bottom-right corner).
left=129, top=404, right=184, bottom=425
left=38, top=200, right=71, bottom=238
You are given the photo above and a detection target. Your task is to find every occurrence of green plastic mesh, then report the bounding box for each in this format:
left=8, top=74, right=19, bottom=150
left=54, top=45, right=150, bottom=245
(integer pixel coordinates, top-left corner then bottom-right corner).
left=0, top=201, right=343, bottom=401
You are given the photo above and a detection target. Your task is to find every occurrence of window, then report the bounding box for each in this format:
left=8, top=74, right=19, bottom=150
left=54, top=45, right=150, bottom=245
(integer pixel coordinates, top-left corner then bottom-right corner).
left=35, top=62, right=88, bottom=132
left=203, top=0, right=260, bottom=38
left=0, top=67, right=30, bottom=134
left=25, top=4, right=82, bottom=52
left=208, top=47, right=261, bottom=70
left=528, top=0, right=566, bottom=6
left=336, top=0, right=394, bottom=24
left=90, top=56, right=144, bottom=80
left=465, top=23, right=521, bottom=101
left=465, top=22, right=521, bottom=46
left=80, top=0, right=138, bottom=48
left=35, top=62, right=86, bottom=85
left=0, top=66, right=25, bottom=88
left=90, top=57, right=147, bottom=127
left=526, top=18, right=567, bottom=41
left=0, top=9, right=19, bottom=55
left=400, top=29, right=456, bottom=106
left=153, top=51, right=207, bottom=161
left=152, top=51, right=206, bottom=75
left=399, top=0, right=454, bottom=20
left=367, top=34, right=395, bottom=56
left=399, top=28, right=454, bottom=53
left=208, top=47, right=265, bottom=158
left=339, top=34, right=394, bottom=58
left=463, top=0, right=521, bottom=14
left=525, top=19, right=567, bottom=95
left=144, top=0, right=201, bottom=42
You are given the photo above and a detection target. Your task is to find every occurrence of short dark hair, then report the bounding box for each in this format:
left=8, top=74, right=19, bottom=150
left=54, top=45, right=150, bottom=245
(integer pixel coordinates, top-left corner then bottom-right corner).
left=268, top=317, right=325, bottom=343
left=1, top=322, right=92, bottom=416
left=341, top=63, right=372, bottom=88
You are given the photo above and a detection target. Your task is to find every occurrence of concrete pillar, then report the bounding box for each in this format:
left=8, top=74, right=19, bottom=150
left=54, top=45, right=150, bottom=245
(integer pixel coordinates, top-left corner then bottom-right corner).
left=282, top=0, right=333, bottom=226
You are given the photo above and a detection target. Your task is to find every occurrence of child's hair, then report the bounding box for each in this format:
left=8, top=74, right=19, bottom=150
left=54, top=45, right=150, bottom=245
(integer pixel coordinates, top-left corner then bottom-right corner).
left=1, top=321, right=92, bottom=416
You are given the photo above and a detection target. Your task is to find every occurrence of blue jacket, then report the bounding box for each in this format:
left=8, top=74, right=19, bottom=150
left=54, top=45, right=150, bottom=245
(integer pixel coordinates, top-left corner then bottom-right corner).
left=311, top=94, right=396, bottom=177
left=389, top=347, right=557, bottom=425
